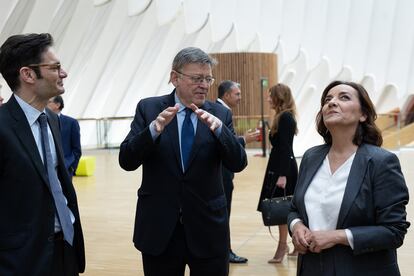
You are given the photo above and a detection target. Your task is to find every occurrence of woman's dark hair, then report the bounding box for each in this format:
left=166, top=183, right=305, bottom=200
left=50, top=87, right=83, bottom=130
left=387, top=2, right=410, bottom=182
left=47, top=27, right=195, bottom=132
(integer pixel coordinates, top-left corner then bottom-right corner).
left=316, top=80, right=382, bottom=146
left=0, top=33, right=53, bottom=91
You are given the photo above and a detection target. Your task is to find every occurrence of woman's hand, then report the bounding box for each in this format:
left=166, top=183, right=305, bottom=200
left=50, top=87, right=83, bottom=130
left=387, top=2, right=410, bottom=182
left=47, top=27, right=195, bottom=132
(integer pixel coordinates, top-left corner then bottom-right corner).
left=307, top=230, right=348, bottom=253
left=291, top=222, right=312, bottom=254
left=276, top=176, right=287, bottom=189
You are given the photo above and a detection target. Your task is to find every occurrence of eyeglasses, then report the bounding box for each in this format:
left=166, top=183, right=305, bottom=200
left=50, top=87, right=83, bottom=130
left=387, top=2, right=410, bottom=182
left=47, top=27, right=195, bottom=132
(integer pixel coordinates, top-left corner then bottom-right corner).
left=28, top=63, right=62, bottom=72
left=174, top=70, right=215, bottom=85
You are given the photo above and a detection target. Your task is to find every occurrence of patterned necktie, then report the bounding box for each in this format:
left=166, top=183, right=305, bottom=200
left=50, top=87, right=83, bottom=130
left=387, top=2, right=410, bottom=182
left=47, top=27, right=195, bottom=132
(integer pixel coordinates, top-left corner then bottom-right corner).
left=181, top=108, right=194, bottom=171
left=38, top=113, right=74, bottom=245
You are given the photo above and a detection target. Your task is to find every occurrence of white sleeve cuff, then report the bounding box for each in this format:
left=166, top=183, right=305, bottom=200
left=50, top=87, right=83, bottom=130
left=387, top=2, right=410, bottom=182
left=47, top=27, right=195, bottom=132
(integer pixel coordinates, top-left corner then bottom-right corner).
left=289, top=218, right=303, bottom=232
left=345, top=229, right=354, bottom=249
left=149, top=121, right=160, bottom=140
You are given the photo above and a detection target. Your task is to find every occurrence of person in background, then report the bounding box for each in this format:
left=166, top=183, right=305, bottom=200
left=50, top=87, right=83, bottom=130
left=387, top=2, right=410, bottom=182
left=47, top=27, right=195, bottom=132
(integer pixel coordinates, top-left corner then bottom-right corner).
left=0, top=33, right=85, bottom=275
left=119, top=47, right=247, bottom=276
left=288, top=80, right=410, bottom=275
left=257, top=83, right=298, bottom=263
left=216, top=80, right=259, bottom=264
left=48, top=95, right=82, bottom=178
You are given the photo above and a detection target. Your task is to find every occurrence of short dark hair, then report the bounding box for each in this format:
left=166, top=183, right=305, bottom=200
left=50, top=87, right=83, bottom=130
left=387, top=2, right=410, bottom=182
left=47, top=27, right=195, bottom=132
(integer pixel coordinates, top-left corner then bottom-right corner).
left=52, top=95, right=64, bottom=110
left=0, top=33, right=54, bottom=91
left=218, top=80, right=240, bottom=98
left=316, top=80, right=382, bottom=146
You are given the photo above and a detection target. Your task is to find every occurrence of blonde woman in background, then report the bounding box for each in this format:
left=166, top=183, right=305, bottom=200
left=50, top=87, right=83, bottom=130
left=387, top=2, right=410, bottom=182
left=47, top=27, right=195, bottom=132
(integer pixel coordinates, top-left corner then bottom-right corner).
left=257, top=83, right=298, bottom=263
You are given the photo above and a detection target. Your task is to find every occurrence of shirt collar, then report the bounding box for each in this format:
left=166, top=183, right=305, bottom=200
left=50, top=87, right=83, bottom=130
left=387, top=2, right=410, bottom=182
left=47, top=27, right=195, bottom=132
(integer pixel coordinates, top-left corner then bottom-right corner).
left=14, top=94, right=45, bottom=126
left=217, top=98, right=230, bottom=110
left=174, top=92, right=188, bottom=113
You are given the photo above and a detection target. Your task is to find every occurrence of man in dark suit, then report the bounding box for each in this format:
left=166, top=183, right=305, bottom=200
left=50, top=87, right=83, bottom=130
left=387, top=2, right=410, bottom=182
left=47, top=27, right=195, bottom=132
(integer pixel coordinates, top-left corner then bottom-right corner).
left=119, top=47, right=247, bottom=276
left=0, top=33, right=85, bottom=275
left=48, top=95, right=82, bottom=178
left=216, top=80, right=259, bottom=263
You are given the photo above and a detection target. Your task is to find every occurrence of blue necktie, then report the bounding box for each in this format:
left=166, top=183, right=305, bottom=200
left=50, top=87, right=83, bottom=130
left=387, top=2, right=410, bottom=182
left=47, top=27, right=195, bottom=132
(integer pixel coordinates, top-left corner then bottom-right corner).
left=181, top=108, right=194, bottom=171
left=38, top=113, right=74, bottom=245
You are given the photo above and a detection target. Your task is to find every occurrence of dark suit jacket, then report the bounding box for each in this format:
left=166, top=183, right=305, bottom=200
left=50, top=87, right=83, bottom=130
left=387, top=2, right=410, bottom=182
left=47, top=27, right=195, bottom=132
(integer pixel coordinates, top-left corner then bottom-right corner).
left=0, top=95, right=85, bottom=275
left=119, top=91, right=247, bottom=258
left=288, top=143, right=410, bottom=276
left=59, top=114, right=81, bottom=175
left=215, top=100, right=245, bottom=210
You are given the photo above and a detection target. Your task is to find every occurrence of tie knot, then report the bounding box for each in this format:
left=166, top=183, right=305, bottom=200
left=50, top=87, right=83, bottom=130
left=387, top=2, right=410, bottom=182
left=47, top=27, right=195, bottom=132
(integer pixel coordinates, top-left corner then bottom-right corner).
left=38, top=113, right=47, bottom=126
left=184, top=108, right=193, bottom=118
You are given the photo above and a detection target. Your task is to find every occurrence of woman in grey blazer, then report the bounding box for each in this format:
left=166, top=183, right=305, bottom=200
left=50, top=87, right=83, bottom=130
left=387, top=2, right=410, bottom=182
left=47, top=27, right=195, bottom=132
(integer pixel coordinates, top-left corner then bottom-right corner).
left=288, top=81, right=410, bottom=276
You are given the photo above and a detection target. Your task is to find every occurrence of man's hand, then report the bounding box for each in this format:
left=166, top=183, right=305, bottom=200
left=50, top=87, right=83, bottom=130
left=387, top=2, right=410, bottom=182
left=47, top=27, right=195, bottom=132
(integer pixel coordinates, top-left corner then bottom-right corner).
left=243, top=129, right=260, bottom=144
left=153, top=104, right=180, bottom=134
left=190, top=103, right=222, bottom=131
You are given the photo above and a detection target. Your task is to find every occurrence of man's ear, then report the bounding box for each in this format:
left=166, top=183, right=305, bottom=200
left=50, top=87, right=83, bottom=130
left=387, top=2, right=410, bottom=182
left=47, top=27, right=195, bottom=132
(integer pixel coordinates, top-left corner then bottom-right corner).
left=170, top=71, right=179, bottom=87
left=223, top=91, right=231, bottom=101
left=19, top=67, right=36, bottom=84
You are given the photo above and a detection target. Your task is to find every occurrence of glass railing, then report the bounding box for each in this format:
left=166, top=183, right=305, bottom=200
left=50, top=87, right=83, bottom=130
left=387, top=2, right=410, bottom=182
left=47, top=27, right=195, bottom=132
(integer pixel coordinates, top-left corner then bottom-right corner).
left=77, top=112, right=414, bottom=151
left=78, top=117, right=133, bottom=149
left=379, top=112, right=414, bottom=150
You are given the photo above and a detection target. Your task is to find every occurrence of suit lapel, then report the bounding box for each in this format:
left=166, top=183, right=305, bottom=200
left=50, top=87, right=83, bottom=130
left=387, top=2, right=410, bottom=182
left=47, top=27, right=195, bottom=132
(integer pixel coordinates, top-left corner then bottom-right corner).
left=161, top=92, right=182, bottom=170
left=8, top=96, right=50, bottom=186
left=336, top=144, right=370, bottom=227
left=185, top=102, right=213, bottom=170
left=47, top=109, right=65, bottom=168
left=46, top=109, right=71, bottom=193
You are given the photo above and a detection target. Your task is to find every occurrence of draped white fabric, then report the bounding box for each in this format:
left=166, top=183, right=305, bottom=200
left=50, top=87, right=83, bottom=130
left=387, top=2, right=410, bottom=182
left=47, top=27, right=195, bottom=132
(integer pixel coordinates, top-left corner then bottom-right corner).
left=0, top=0, right=413, bottom=153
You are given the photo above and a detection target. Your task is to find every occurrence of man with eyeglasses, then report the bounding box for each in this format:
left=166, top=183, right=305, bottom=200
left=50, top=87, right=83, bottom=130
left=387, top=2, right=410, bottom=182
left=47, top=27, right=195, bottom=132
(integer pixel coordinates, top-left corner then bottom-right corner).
left=216, top=80, right=260, bottom=264
left=0, top=33, right=85, bottom=275
left=119, top=47, right=247, bottom=276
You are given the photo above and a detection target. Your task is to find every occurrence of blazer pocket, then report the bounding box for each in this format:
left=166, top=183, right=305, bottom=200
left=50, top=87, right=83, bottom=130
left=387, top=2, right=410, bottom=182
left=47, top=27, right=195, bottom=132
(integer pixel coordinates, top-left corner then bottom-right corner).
left=0, top=231, right=28, bottom=250
left=207, top=194, right=227, bottom=211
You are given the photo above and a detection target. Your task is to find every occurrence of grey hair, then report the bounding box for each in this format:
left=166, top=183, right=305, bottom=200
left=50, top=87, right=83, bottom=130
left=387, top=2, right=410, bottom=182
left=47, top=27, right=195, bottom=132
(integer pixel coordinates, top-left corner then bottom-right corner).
left=218, top=80, right=240, bottom=98
left=172, top=47, right=217, bottom=71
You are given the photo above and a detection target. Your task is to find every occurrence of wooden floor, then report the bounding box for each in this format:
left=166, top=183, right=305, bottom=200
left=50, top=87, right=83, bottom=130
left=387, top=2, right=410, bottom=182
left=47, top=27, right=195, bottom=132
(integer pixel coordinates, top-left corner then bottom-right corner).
left=74, top=149, right=414, bottom=276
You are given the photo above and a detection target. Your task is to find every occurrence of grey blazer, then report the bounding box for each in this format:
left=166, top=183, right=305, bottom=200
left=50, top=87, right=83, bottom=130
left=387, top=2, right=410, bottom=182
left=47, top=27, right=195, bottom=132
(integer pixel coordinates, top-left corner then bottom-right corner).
left=288, top=143, right=410, bottom=276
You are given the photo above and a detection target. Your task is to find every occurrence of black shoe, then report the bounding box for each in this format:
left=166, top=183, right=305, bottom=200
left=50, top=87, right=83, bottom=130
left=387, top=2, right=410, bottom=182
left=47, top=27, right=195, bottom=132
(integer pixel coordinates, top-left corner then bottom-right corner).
left=229, top=251, right=248, bottom=263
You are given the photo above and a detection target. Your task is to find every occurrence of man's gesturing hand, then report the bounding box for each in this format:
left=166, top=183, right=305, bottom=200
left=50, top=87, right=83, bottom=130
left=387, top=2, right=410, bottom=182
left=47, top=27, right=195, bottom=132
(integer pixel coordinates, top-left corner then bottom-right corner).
left=190, top=103, right=222, bottom=131
left=153, top=104, right=180, bottom=134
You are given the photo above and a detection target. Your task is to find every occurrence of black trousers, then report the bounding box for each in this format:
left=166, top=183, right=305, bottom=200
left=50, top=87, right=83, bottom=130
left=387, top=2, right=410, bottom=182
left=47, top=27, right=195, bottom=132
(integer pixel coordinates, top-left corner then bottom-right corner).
left=51, top=232, right=79, bottom=276
left=142, top=223, right=229, bottom=276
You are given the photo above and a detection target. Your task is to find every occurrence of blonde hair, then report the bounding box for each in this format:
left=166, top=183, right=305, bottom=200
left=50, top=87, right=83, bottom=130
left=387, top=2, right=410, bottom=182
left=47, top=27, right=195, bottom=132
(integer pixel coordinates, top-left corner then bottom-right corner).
left=269, top=83, right=298, bottom=136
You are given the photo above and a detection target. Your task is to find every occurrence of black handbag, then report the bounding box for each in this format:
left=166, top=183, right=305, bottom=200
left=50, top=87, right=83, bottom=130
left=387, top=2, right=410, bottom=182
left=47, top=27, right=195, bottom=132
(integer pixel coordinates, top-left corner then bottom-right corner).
left=261, top=188, right=293, bottom=226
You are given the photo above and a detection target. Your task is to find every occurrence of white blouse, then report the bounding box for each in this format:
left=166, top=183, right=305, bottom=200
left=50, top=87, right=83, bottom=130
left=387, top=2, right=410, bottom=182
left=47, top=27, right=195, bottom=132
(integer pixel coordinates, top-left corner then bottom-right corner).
left=301, top=153, right=356, bottom=248
left=305, top=153, right=355, bottom=230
